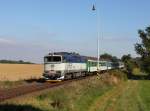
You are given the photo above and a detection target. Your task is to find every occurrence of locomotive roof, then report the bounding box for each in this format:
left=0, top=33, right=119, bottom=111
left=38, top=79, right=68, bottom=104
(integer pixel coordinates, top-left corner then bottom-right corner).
left=47, top=52, right=115, bottom=61
left=48, top=52, right=79, bottom=55
left=47, top=52, right=110, bottom=61
left=48, top=52, right=97, bottom=60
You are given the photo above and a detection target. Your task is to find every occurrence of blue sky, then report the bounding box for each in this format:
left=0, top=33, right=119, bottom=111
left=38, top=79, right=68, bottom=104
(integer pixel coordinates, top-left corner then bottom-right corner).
left=0, top=0, right=150, bottom=63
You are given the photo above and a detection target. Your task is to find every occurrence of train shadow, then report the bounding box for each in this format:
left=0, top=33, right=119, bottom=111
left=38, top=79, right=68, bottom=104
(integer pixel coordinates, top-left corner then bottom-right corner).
left=0, top=104, right=43, bottom=111
left=24, top=78, right=46, bottom=83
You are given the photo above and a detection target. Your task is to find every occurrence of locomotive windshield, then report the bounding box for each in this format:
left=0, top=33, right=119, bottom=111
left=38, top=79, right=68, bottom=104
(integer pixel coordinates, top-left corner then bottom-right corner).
left=44, top=56, right=61, bottom=62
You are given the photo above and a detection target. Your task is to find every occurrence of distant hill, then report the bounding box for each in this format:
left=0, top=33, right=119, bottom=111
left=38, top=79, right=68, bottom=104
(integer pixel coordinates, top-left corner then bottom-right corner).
left=0, top=60, right=34, bottom=64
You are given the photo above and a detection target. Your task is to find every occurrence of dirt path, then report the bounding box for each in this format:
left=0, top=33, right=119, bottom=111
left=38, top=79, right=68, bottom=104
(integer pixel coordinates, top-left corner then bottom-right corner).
left=88, top=80, right=145, bottom=111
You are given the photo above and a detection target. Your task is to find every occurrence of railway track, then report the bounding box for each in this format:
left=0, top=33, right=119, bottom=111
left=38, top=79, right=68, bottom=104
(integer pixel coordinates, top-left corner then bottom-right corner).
left=0, top=77, right=88, bottom=103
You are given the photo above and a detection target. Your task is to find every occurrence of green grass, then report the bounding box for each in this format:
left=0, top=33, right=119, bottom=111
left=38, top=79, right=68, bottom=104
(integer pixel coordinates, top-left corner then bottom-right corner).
left=139, top=80, right=150, bottom=111
left=2, top=70, right=126, bottom=111
left=88, top=71, right=150, bottom=111
left=74, top=82, right=112, bottom=111
left=35, top=77, right=114, bottom=111
left=4, top=70, right=150, bottom=111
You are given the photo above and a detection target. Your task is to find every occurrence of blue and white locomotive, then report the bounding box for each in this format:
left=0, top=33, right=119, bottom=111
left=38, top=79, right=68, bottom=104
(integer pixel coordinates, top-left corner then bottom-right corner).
left=43, top=52, right=124, bottom=80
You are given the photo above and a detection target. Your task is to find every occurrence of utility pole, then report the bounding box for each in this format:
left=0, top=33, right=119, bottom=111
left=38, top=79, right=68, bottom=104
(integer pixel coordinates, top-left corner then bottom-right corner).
left=92, top=4, right=100, bottom=71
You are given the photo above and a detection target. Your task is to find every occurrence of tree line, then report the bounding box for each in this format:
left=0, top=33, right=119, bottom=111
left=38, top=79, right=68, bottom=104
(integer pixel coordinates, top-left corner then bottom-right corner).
left=0, top=60, right=34, bottom=64
left=121, top=26, right=150, bottom=75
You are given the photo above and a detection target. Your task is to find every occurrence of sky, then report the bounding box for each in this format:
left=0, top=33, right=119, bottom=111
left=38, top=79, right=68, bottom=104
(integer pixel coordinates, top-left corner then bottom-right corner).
left=0, top=0, right=150, bottom=63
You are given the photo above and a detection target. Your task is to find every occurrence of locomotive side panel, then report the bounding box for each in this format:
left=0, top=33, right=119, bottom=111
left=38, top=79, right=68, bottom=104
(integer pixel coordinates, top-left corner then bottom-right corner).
left=64, top=63, right=86, bottom=79
left=65, top=63, right=86, bottom=72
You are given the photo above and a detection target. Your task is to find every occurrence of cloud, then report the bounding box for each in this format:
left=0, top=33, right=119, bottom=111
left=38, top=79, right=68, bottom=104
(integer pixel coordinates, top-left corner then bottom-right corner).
left=0, top=38, right=16, bottom=45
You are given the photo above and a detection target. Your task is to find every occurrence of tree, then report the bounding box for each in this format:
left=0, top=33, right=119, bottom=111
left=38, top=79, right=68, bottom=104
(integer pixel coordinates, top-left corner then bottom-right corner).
left=100, top=53, right=119, bottom=62
left=121, top=54, right=137, bottom=74
left=121, top=54, right=132, bottom=63
left=0, top=59, right=33, bottom=64
left=135, top=26, right=150, bottom=74
left=100, top=53, right=112, bottom=60
left=111, top=56, right=118, bottom=62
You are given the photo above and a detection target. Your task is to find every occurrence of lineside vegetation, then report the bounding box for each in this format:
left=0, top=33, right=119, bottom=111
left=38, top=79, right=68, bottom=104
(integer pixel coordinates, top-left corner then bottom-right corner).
left=1, top=70, right=127, bottom=111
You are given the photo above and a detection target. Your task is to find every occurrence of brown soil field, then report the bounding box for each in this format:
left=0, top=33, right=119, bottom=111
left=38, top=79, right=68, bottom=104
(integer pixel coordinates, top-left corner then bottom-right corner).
left=0, top=64, right=43, bottom=81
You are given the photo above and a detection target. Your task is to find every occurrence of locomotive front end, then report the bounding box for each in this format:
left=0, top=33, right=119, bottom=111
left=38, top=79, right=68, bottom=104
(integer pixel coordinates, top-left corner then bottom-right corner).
left=43, top=54, right=64, bottom=80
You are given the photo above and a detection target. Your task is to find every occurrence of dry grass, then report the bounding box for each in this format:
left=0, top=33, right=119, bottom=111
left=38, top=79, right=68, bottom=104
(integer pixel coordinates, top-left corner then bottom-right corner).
left=2, top=70, right=150, bottom=111
left=0, top=64, right=43, bottom=81
left=3, top=72, right=122, bottom=111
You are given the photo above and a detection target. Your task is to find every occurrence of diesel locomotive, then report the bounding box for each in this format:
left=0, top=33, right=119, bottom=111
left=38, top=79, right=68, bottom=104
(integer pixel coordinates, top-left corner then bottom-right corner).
left=43, top=52, right=124, bottom=80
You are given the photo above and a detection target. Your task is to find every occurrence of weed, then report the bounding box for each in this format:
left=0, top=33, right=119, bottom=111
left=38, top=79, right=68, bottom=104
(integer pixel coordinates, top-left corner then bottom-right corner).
left=50, top=89, right=70, bottom=111
left=36, top=94, right=48, bottom=101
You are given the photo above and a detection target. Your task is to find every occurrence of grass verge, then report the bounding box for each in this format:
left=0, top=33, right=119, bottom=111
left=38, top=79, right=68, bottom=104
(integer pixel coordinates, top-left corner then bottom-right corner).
left=1, top=70, right=127, bottom=111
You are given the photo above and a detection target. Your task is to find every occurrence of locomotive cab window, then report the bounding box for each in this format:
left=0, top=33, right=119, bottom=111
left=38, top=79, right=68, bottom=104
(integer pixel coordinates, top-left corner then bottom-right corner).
left=44, top=56, right=61, bottom=62
left=53, top=56, right=61, bottom=62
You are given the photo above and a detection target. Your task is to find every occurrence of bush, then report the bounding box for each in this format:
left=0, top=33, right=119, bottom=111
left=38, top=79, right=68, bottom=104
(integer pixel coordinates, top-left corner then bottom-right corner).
left=109, top=70, right=127, bottom=81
